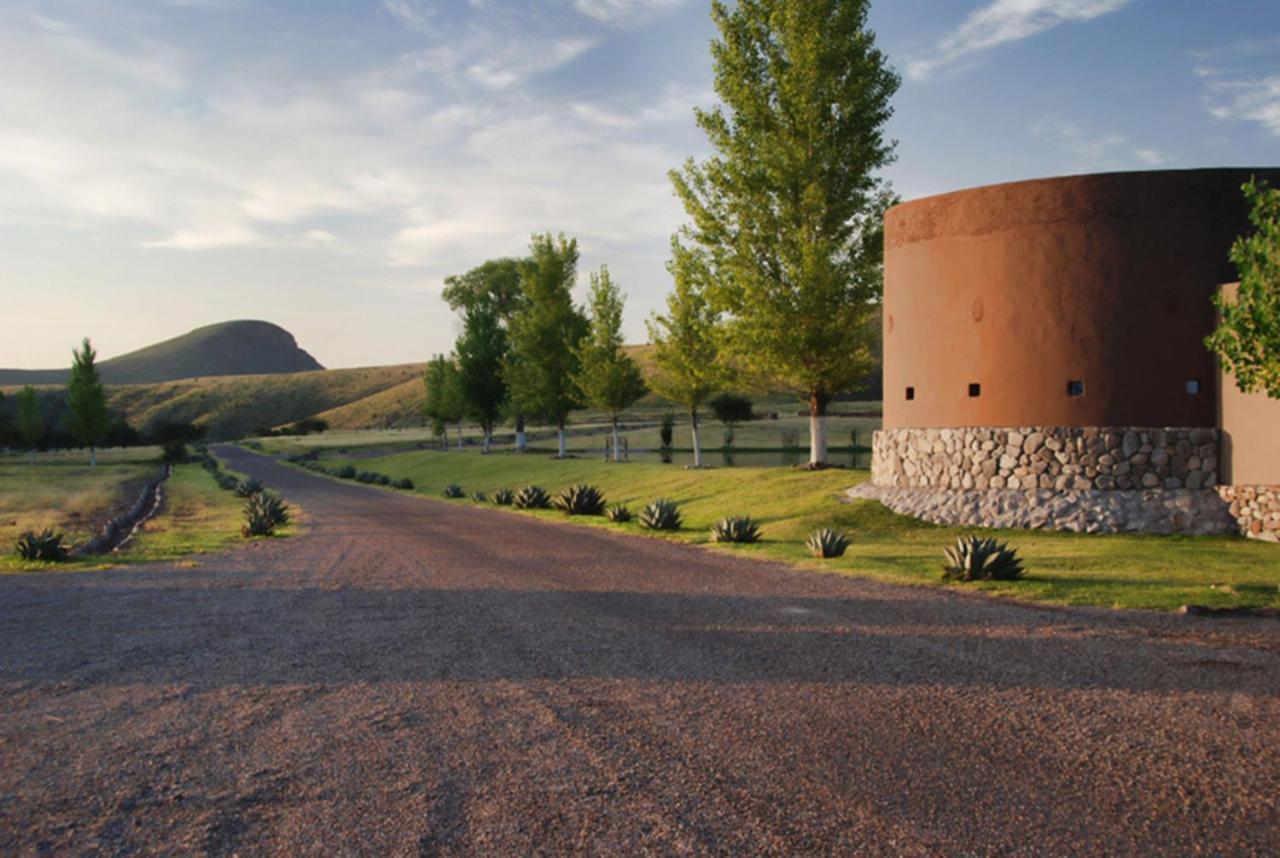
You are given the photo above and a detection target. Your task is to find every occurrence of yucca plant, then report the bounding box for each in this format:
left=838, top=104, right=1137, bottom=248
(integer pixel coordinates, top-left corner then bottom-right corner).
left=638, top=499, right=682, bottom=531
left=235, top=477, right=264, bottom=498
left=15, top=529, right=69, bottom=562
left=942, top=535, right=1026, bottom=581
left=492, top=488, right=515, bottom=506
left=443, top=484, right=465, bottom=498
left=242, top=492, right=290, bottom=537
left=395, top=478, right=415, bottom=490
left=605, top=504, right=632, bottom=523
left=554, top=484, right=607, bottom=516
left=806, top=528, right=850, bottom=559
left=710, top=516, right=761, bottom=544
left=512, top=485, right=551, bottom=509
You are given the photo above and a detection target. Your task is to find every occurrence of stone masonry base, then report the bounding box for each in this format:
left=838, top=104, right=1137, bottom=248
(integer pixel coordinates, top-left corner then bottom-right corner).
left=1217, top=485, right=1280, bottom=542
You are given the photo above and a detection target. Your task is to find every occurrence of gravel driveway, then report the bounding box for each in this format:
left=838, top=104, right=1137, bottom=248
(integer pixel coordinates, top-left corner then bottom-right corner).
left=1, top=446, right=1277, bottom=855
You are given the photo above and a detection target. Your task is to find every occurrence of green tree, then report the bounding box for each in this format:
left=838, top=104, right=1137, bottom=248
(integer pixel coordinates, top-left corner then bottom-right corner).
left=423, top=355, right=464, bottom=450
left=443, top=257, right=531, bottom=450
left=0, top=391, right=9, bottom=447
left=67, top=337, right=109, bottom=466
left=505, top=233, right=588, bottom=458
left=455, top=300, right=510, bottom=453
left=646, top=240, right=729, bottom=468
left=1207, top=178, right=1280, bottom=397
left=670, top=0, right=899, bottom=466
left=573, top=266, right=648, bottom=462
left=16, top=385, right=42, bottom=466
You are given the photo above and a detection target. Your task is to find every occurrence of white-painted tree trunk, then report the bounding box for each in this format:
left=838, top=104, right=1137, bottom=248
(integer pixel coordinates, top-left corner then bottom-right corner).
left=515, top=429, right=527, bottom=452
left=691, top=415, right=703, bottom=468
left=611, top=419, right=621, bottom=463
left=482, top=430, right=491, bottom=454
left=809, top=412, right=828, bottom=467
left=557, top=427, right=567, bottom=458
left=456, top=423, right=464, bottom=451
left=90, top=447, right=96, bottom=467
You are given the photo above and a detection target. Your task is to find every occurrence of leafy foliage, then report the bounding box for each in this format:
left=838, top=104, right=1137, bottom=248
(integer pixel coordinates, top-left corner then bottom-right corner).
left=423, top=354, right=464, bottom=445
left=242, top=491, right=290, bottom=537
left=15, top=528, right=69, bottom=561
left=512, top=484, right=551, bottom=509
left=710, top=515, right=761, bottom=544
left=941, top=535, right=1026, bottom=581
left=638, top=498, right=682, bottom=531
left=659, top=413, right=675, bottom=449
left=709, top=393, right=753, bottom=427
left=554, top=484, right=607, bottom=516
left=806, top=528, right=850, bottom=559
left=455, top=299, right=510, bottom=446
left=572, top=267, right=648, bottom=450
left=1207, top=178, right=1280, bottom=398
left=16, top=385, right=43, bottom=453
left=68, top=338, right=109, bottom=462
left=443, top=257, right=527, bottom=318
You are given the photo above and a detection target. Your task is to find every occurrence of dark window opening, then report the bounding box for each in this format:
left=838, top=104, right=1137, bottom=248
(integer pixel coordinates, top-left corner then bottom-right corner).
left=968, top=383, right=981, bottom=398
left=1186, top=379, right=1201, bottom=395
left=1067, top=380, right=1085, bottom=397
left=905, top=386, right=915, bottom=401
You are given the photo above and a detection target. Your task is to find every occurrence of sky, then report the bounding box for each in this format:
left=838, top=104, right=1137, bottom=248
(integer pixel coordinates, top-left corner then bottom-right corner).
left=1, top=0, right=1277, bottom=370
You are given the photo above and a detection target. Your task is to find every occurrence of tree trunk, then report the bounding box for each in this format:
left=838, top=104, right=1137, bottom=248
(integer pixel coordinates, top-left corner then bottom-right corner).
left=28, top=449, right=35, bottom=467
left=809, top=392, right=829, bottom=467
left=557, top=423, right=567, bottom=458
left=90, top=446, right=97, bottom=467
left=515, top=415, right=527, bottom=453
left=690, top=409, right=703, bottom=468
left=611, top=416, right=621, bottom=463
left=482, top=427, right=492, bottom=454
left=455, top=422, right=463, bottom=451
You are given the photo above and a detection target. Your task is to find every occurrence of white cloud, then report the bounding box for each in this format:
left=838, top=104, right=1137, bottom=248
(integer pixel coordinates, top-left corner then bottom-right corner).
left=573, top=0, right=683, bottom=25
left=1207, top=75, right=1280, bottom=137
left=1031, top=119, right=1171, bottom=170
left=908, top=0, right=1131, bottom=81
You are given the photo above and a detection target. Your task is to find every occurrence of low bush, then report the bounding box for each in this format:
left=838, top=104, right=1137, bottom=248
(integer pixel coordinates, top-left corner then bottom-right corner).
left=941, top=535, right=1026, bottom=581
left=337, top=465, right=357, bottom=479
left=806, top=528, right=850, bottom=559
left=710, top=516, right=761, bottom=544
left=214, top=473, right=240, bottom=491
left=443, top=484, right=465, bottom=498
left=242, top=492, right=291, bottom=537
left=15, top=529, right=69, bottom=562
left=512, top=485, right=551, bottom=509
left=375, top=474, right=392, bottom=486
left=356, top=471, right=378, bottom=484
left=638, top=499, right=681, bottom=531
left=605, top=504, right=632, bottom=523
left=554, top=484, right=607, bottom=516
left=395, top=477, right=415, bottom=490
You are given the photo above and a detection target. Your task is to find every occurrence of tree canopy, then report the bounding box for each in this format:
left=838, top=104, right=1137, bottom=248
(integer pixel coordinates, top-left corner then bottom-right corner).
left=422, top=355, right=463, bottom=445
left=574, top=267, right=648, bottom=460
left=442, top=257, right=527, bottom=318
left=67, top=337, right=109, bottom=464
left=455, top=300, right=510, bottom=451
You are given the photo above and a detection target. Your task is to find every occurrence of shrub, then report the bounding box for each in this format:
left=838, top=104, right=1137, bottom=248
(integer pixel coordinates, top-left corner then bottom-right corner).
left=806, top=528, right=850, bottom=559
left=942, top=535, right=1026, bottom=581
left=242, top=492, right=290, bottom=537
left=375, top=474, right=392, bottom=486
left=605, top=504, right=633, bottom=523
left=710, top=392, right=753, bottom=426
left=639, top=499, right=682, bottom=531
left=15, top=529, right=69, bottom=562
left=356, top=471, right=377, bottom=484
left=235, top=477, right=264, bottom=498
left=201, top=457, right=220, bottom=472
left=554, top=484, right=607, bottom=516
left=443, top=484, right=465, bottom=498
left=492, top=487, right=515, bottom=506
left=215, top=472, right=240, bottom=491
left=337, top=465, right=357, bottom=479
left=710, top=516, right=761, bottom=544
left=395, top=478, right=415, bottom=490
left=512, top=485, right=551, bottom=509
left=659, top=413, right=675, bottom=449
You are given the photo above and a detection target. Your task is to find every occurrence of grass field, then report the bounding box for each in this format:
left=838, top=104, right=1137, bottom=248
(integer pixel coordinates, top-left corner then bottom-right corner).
left=306, top=448, right=1280, bottom=613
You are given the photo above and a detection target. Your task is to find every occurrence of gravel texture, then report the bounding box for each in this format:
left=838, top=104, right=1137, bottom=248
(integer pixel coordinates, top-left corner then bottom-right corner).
left=1, top=446, right=1278, bottom=855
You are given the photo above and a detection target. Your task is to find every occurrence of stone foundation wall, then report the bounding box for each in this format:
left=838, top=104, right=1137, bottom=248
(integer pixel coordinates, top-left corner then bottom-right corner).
left=1217, top=485, right=1280, bottom=542
left=872, top=427, right=1219, bottom=492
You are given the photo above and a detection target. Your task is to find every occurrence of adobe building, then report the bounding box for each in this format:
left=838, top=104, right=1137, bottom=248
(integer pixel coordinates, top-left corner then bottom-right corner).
left=859, top=168, right=1280, bottom=539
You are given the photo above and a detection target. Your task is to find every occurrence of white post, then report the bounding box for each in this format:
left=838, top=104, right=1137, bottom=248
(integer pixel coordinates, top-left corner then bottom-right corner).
left=611, top=418, right=621, bottom=463
left=90, top=447, right=97, bottom=467
left=557, top=427, right=567, bottom=458
left=809, top=412, right=828, bottom=467
left=482, top=430, right=491, bottom=454
left=691, top=413, right=703, bottom=468
left=515, top=429, right=526, bottom=452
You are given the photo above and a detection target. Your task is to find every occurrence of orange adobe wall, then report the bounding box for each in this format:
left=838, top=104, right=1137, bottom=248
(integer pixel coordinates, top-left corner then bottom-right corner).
left=882, top=168, right=1280, bottom=430
left=1216, top=284, right=1280, bottom=486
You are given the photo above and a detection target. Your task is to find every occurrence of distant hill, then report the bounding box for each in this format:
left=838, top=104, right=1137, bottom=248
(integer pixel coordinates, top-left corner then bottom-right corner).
left=0, top=320, right=323, bottom=386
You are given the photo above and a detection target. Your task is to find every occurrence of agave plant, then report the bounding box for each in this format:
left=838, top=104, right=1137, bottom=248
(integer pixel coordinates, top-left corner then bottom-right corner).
left=710, top=516, right=761, bottom=544
left=472, top=491, right=488, bottom=503
left=443, top=484, right=465, bottom=499
left=337, top=465, right=357, bottom=479
left=605, top=504, right=632, bottom=523
left=242, top=492, right=290, bottom=537
left=15, top=529, right=69, bottom=562
left=942, top=535, right=1026, bottom=581
left=806, top=528, right=850, bottom=559
left=235, top=477, right=264, bottom=498
left=638, top=499, right=682, bottom=531
left=554, top=484, right=607, bottom=516
left=395, top=477, right=415, bottom=490
left=512, top=485, right=551, bottom=509
left=492, top=488, right=515, bottom=506
left=375, top=474, right=392, bottom=486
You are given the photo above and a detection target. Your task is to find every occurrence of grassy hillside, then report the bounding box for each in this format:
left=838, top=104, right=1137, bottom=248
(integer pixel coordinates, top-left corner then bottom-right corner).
left=0, top=320, right=323, bottom=386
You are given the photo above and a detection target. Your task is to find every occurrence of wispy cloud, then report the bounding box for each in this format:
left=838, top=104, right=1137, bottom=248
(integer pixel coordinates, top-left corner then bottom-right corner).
left=573, top=0, right=684, bottom=26
left=908, top=0, right=1131, bottom=80
left=1031, top=119, right=1171, bottom=170
left=1193, top=39, right=1280, bottom=138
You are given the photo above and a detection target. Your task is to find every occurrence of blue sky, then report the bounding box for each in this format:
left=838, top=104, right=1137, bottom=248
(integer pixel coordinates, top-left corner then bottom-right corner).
left=2, top=0, right=1277, bottom=369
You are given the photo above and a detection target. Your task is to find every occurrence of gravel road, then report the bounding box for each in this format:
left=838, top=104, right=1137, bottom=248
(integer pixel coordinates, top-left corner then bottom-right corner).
left=1, top=446, right=1278, bottom=855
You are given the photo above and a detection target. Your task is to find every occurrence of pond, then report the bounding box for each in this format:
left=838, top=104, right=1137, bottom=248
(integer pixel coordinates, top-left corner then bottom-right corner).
left=575, top=447, right=873, bottom=469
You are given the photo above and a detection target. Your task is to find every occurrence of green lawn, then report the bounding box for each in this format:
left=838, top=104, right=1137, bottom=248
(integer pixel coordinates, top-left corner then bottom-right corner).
left=310, top=448, right=1280, bottom=612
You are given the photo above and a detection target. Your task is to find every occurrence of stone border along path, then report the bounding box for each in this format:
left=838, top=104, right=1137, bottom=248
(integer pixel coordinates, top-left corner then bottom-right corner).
left=73, top=465, right=171, bottom=556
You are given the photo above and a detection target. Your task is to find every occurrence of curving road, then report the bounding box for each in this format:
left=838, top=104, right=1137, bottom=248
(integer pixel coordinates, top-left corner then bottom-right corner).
left=1, top=446, right=1278, bottom=855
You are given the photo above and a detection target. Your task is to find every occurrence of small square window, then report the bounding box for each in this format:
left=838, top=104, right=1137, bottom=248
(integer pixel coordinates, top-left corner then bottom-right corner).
left=1186, top=379, right=1201, bottom=395
left=1067, top=380, right=1085, bottom=397
left=905, top=386, right=915, bottom=401
left=968, top=383, right=981, bottom=398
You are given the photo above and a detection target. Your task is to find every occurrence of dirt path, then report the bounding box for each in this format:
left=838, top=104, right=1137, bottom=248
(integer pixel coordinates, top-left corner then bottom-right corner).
left=2, top=446, right=1277, bottom=855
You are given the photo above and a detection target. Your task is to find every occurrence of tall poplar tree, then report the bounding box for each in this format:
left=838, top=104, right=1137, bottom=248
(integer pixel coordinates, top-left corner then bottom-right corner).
left=505, top=233, right=588, bottom=458
left=67, top=338, right=109, bottom=466
left=573, top=266, right=648, bottom=462
left=16, top=385, right=42, bottom=466
left=423, top=355, right=464, bottom=450
left=455, top=300, right=509, bottom=453
left=646, top=240, right=728, bottom=468
left=670, top=0, right=899, bottom=466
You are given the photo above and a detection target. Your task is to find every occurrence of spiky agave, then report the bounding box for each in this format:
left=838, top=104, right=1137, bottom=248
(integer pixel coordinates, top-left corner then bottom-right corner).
left=14, top=528, right=69, bottom=562
left=638, top=499, right=682, bottom=531
left=234, top=477, right=264, bottom=497
left=442, top=484, right=465, bottom=499
left=492, top=488, right=515, bottom=506
left=806, top=528, right=850, bottom=559
left=710, top=516, right=762, bottom=544
left=605, top=504, right=633, bottom=523
left=512, top=485, right=551, bottom=509
left=941, top=535, right=1026, bottom=581
left=242, top=492, right=291, bottom=537
left=554, top=484, right=607, bottom=516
